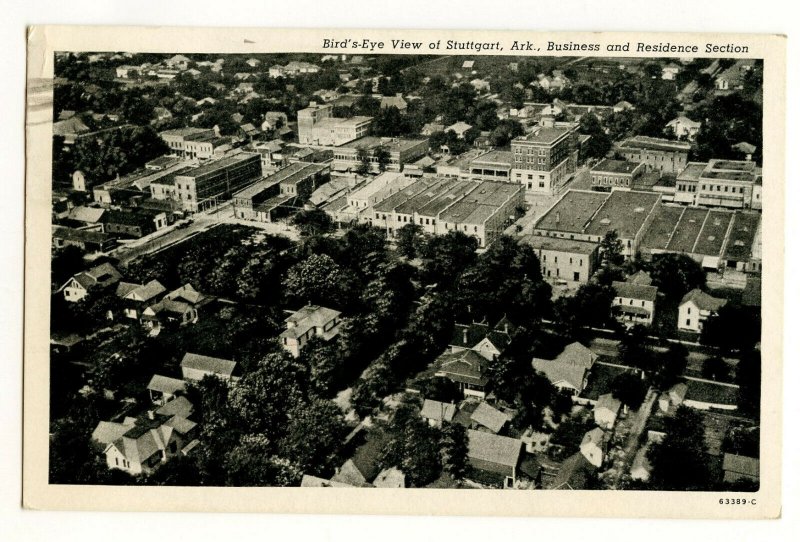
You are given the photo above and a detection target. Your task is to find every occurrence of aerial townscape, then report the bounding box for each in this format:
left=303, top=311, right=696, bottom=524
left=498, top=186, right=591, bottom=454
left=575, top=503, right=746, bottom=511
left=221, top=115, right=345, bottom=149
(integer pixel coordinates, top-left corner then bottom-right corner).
left=48, top=52, right=762, bottom=491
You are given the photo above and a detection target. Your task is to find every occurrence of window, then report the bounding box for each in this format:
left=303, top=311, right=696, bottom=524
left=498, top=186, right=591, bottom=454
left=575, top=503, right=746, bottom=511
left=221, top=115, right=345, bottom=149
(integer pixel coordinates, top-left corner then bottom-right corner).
left=686, top=318, right=691, bottom=326
left=687, top=307, right=691, bottom=314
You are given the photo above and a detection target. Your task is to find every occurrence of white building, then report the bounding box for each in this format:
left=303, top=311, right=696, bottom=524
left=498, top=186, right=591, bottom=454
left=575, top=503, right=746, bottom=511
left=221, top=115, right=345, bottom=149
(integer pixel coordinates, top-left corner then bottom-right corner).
left=678, top=289, right=727, bottom=333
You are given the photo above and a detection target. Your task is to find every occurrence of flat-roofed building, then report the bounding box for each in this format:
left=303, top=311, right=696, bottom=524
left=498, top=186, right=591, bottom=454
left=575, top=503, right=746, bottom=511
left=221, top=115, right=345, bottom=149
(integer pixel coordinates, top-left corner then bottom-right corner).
left=510, top=122, right=578, bottom=195
left=333, top=137, right=429, bottom=173
left=465, top=150, right=514, bottom=182
left=521, top=235, right=600, bottom=283
left=392, top=178, right=476, bottom=236
left=297, top=102, right=372, bottom=146
left=370, top=177, right=442, bottom=234
left=590, top=159, right=645, bottom=192
left=533, top=190, right=610, bottom=237
left=171, top=152, right=262, bottom=212
left=232, top=161, right=329, bottom=221
left=438, top=181, right=523, bottom=247
left=674, top=162, right=705, bottom=204
left=159, top=127, right=217, bottom=158
left=696, top=159, right=757, bottom=209
left=616, top=136, right=691, bottom=175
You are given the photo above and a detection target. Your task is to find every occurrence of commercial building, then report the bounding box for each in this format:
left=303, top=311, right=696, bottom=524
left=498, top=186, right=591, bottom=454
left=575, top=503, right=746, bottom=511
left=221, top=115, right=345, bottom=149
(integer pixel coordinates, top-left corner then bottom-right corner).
left=510, top=121, right=578, bottom=195
left=465, top=150, right=514, bottom=182
left=332, top=137, right=429, bottom=173
left=297, top=102, right=372, bottom=146
left=169, top=152, right=263, bottom=212
left=438, top=181, right=523, bottom=247
left=616, top=136, right=691, bottom=175
left=589, top=159, right=646, bottom=192
left=521, top=235, right=600, bottom=283
left=159, top=128, right=227, bottom=159
left=675, top=160, right=759, bottom=209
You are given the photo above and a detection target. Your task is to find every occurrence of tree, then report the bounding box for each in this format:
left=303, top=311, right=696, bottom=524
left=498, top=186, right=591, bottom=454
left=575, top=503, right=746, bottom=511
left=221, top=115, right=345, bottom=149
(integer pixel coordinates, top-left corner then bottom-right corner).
left=350, top=360, right=396, bottom=418
left=395, top=223, right=424, bottom=259
left=489, top=119, right=525, bottom=147
left=373, top=145, right=391, bottom=172
left=440, top=423, right=469, bottom=481
left=224, top=434, right=302, bottom=486
left=417, top=376, right=461, bottom=404
left=283, top=253, right=354, bottom=310
left=701, top=304, right=761, bottom=353
left=610, top=371, right=647, bottom=410
left=599, top=230, right=624, bottom=267
left=379, top=405, right=443, bottom=487
left=648, top=406, right=712, bottom=490
left=279, top=399, right=348, bottom=477
left=617, top=324, right=653, bottom=372
left=702, top=355, right=730, bottom=382
left=553, top=283, right=615, bottom=335
left=578, top=113, right=612, bottom=161
left=300, top=336, right=346, bottom=397
left=652, top=342, right=688, bottom=390
left=736, top=348, right=761, bottom=415
left=419, top=231, right=478, bottom=287
left=355, top=146, right=372, bottom=175
left=292, top=209, right=334, bottom=237
left=649, top=253, right=706, bottom=300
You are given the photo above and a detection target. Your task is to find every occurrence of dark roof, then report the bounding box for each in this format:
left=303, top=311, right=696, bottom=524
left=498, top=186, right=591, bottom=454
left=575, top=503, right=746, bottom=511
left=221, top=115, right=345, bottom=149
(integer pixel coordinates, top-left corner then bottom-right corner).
left=434, top=350, right=489, bottom=387
left=612, top=281, right=657, bottom=302
left=180, top=353, right=237, bottom=377
left=591, top=159, right=642, bottom=175
left=680, top=289, right=727, bottom=312
left=521, top=234, right=599, bottom=255
left=551, top=452, right=596, bottom=489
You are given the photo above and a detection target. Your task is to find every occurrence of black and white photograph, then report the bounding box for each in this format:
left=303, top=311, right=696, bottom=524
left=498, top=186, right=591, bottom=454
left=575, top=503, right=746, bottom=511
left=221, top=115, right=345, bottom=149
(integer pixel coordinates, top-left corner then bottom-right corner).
left=42, top=46, right=767, bottom=494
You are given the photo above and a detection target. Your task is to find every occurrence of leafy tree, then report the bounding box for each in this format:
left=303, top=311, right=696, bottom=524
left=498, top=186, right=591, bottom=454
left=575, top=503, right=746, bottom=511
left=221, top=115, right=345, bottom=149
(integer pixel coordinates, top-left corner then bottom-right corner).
left=283, top=253, right=354, bottom=310
left=440, top=423, right=469, bottom=481
left=700, top=304, right=761, bottom=353
left=224, top=434, right=302, bottom=486
left=355, top=146, right=371, bottom=175
left=652, top=342, right=688, bottom=390
left=600, top=230, right=625, bottom=266
left=350, top=360, right=395, bottom=418
left=395, top=223, right=424, bottom=259
left=553, top=283, right=615, bottom=335
left=488, top=119, right=525, bottom=147
left=51, top=245, right=85, bottom=289
left=339, top=223, right=389, bottom=279
left=648, top=406, right=712, bottom=490
left=300, top=336, right=345, bottom=397
left=292, top=209, right=335, bottom=237
left=578, top=112, right=612, bottom=161
left=617, top=324, right=653, bottom=372
left=379, top=405, right=442, bottom=487
left=649, top=253, right=706, bottom=301
left=279, top=399, right=348, bottom=477
left=372, top=106, right=410, bottom=137
left=610, top=371, right=647, bottom=410
left=143, top=455, right=201, bottom=486
left=373, top=145, right=391, bottom=172
left=417, top=376, right=461, bottom=404
left=419, top=230, right=478, bottom=287
left=702, top=355, right=730, bottom=381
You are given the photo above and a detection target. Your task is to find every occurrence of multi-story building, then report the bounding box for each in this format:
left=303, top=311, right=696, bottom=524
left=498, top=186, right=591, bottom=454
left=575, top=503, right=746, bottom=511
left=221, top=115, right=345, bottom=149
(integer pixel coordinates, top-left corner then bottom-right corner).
left=678, top=289, right=727, bottom=333
left=590, top=159, right=645, bottom=192
left=159, top=128, right=216, bottom=158
left=510, top=121, right=578, bottom=195
left=465, top=150, right=515, bottom=182
left=232, top=161, right=330, bottom=221
left=611, top=281, right=658, bottom=326
left=437, top=181, right=523, bottom=248
left=674, top=160, right=758, bottom=209
left=280, top=304, right=342, bottom=358
left=521, top=235, right=600, bottom=283
left=616, top=136, right=691, bottom=175
left=333, top=137, right=429, bottom=173
left=297, top=102, right=372, bottom=146
left=171, top=152, right=262, bottom=212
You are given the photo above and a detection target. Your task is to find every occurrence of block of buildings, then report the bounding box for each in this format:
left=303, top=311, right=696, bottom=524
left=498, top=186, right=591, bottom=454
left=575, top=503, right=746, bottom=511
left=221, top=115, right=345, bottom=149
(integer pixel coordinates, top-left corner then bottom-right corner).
left=280, top=304, right=342, bottom=358
left=337, top=171, right=414, bottom=224
left=160, top=127, right=231, bottom=159
left=616, top=136, right=691, bottom=175
left=611, top=280, right=658, bottom=326
left=590, top=159, right=646, bottom=192
left=464, top=150, right=514, bottom=182
left=678, top=289, right=727, bottom=333
left=521, top=235, right=600, bottom=283
left=437, top=181, right=523, bottom=248
left=332, top=136, right=428, bottom=173
left=168, top=152, right=262, bottom=212
left=511, top=122, right=578, bottom=195
left=297, top=102, right=372, bottom=146
left=674, top=160, right=759, bottom=209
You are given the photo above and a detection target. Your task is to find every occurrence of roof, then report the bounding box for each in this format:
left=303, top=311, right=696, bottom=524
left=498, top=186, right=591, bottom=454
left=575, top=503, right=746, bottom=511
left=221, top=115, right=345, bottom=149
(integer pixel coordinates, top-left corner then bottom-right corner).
left=722, top=454, right=759, bottom=477
left=532, top=342, right=597, bottom=391
left=535, top=190, right=610, bottom=233
left=582, top=427, right=605, bottom=448
left=166, top=283, right=206, bottom=305
left=373, top=467, right=406, bottom=488
left=115, top=281, right=140, bottom=298
left=92, top=421, right=131, bottom=445
left=595, top=393, right=622, bottom=414
left=68, top=206, right=105, bottom=223
left=52, top=226, right=113, bottom=244
left=683, top=378, right=739, bottom=407
left=551, top=452, right=596, bottom=489
left=125, top=279, right=167, bottom=302
left=280, top=304, right=341, bottom=340
left=173, top=152, right=260, bottom=181
left=680, top=289, right=727, bottom=312
left=234, top=162, right=327, bottom=200
left=449, top=321, right=512, bottom=351
left=446, top=121, right=473, bottom=134
left=180, top=352, right=237, bottom=378
left=591, top=159, right=642, bottom=175
left=467, top=429, right=522, bottom=468
left=300, top=474, right=358, bottom=488
left=612, top=281, right=658, bottom=302
left=163, top=414, right=197, bottom=435
left=521, top=234, right=599, bottom=255
left=155, top=396, right=195, bottom=419
left=420, top=399, right=456, bottom=423
left=513, top=126, right=570, bottom=146
left=668, top=116, right=701, bottom=128
left=618, top=136, right=691, bottom=153
left=434, top=349, right=489, bottom=387
left=146, top=374, right=186, bottom=395
left=584, top=190, right=661, bottom=239
left=470, top=402, right=510, bottom=433
left=627, top=270, right=653, bottom=286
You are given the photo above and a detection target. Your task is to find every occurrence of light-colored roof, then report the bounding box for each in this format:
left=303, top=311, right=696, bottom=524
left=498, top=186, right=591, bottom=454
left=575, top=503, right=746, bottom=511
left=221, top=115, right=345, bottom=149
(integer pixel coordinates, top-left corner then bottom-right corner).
left=467, top=429, right=522, bottom=468
left=612, top=281, right=658, bottom=302
left=373, top=467, right=406, bottom=488
left=595, top=393, right=622, bottom=414
left=532, top=342, right=597, bottom=391
left=470, top=402, right=510, bottom=434
left=146, top=374, right=186, bottom=395
left=180, top=353, right=237, bottom=378
left=581, top=427, right=605, bottom=448
left=680, top=289, right=727, bottom=312
left=126, top=280, right=167, bottom=302
left=155, top=396, right=194, bottom=419
left=68, top=206, right=106, bottom=223
left=280, top=305, right=341, bottom=340
left=115, top=281, right=141, bottom=298
left=722, top=454, right=759, bottom=477
left=163, top=414, right=197, bottom=435
left=420, top=399, right=456, bottom=423
left=92, top=421, right=130, bottom=445
left=300, top=474, right=357, bottom=488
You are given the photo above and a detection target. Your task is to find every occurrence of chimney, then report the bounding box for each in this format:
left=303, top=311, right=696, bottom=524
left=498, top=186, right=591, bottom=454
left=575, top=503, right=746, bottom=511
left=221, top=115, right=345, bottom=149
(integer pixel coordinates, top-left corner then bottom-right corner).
left=504, top=322, right=509, bottom=334
left=463, top=328, right=469, bottom=345
left=147, top=410, right=155, bottom=420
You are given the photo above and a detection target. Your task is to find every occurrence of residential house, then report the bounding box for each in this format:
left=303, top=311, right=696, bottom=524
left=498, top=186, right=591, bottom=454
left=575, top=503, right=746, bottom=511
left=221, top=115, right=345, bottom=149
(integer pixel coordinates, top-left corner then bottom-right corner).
left=146, top=375, right=186, bottom=406
left=449, top=317, right=514, bottom=361
left=551, top=451, right=596, bottom=489
left=722, top=454, right=759, bottom=485
left=580, top=427, right=606, bottom=468
left=420, top=122, right=445, bottom=136
left=119, top=279, right=167, bottom=320
left=531, top=342, right=598, bottom=396
left=466, top=429, right=523, bottom=488
left=262, top=111, right=289, bottom=131
left=180, top=352, right=239, bottom=383
left=593, top=393, right=622, bottom=429
left=678, top=288, right=727, bottom=333
left=58, top=262, right=122, bottom=303
left=611, top=280, right=658, bottom=326
left=52, top=226, right=116, bottom=253
left=380, top=94, right=408, bottom=112
left=420, top=399, right=456, bottom=428
left=661, top=63, right=681, bottom=80
left=445, top=121, right=473, bottom=139
left=613, top=100, right=634, bottom=113
left=373, top=467, right=406, bottom=488
left=657, top=382, right=688, bottom=413
left=279, top=304, right=342, bottom=358
left=434, top=349, right=490, bottom=399
left=666, top=116, right=701, bottom=140
left=469, top=402, right=510, bottom=435
left=141, top=284, right=208, bottom=330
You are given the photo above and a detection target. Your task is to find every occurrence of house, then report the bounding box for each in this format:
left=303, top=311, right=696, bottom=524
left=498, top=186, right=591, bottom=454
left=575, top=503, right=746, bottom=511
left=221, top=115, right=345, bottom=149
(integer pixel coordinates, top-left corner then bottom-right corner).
left=531, top=342, right=597, bottom=395
left=521, top=235, right=600, bottom=284
left=678, top=288, right=727, bottom=333
left=240, top=123, right=260, bottom=140
left=722, top=453, right=759, bottom=485
left=119, top=280, right=167, bottom=320
left=373, top=467, right=406, bottom=488
left=141, top=285, right=207, bottom=330
left=52, top=226, right=116, bottom=253
left=448, top=317, right=514, bottom=361
left=613, top=100, right=634, bottom=113
left=262, top=111, right=289, bottom=131
left=66, top=206, right=105, bottom=226
left=466, top=429, right=523, bottom=488
left=445, top=121, right=473, bottom=138
left=612, top=281, right=658, bottom=326
left=420, top=123, right=445, bottom=136
left=661, top=63, right=681, bottom=80
left=433, top=349, right=490, bottom=399
left=593, top=393, right=622, bottom=429
left=165, top=54, right=191, bottom=71
left=300, top=475, right=358, bottom=488
left=146, top=375, right=186, bottom=405
left=470, top=402, right=510, bottom=434
left=279, top=304, right=342, bottom=358
left=180, top=352, right=239, bottom=383
left=551, top=452, right=596, bottom=489
left=579, top=427, right=606, bottom=467
left=666, top=116, right=701, bottom=140
left=657, top=382, right=688, bottom=413
left=420, top=399, right=456, bottom=428
left=380, top=94, right=408, bottom=112
left=58, top=262, right=122, bottom=303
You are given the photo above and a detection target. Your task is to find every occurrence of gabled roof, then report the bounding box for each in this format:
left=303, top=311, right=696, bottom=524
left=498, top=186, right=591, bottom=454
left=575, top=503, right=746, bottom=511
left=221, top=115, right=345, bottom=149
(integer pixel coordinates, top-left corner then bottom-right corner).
left=373, top=467, right=406, bottom=488
left=300, top=474, right=358, bottom=488
left=581, top=427, right=605, bottom=448
left=92, top=421, right=131, bottom=445
left=147, top=374, right=186, bottom=395
left=115, top=281, right=141, bottom=298
left=420, top=399, right=456, bottom=423
left=552, top=452, right=596, bottom=489
left=155, top=396, right=194, bottom=419
left=470, top=402, right=510, bottom=434
left=166, top=283, right=206, bottom=305
left=680, top=288, right=727, bottom=312
left=467, top=429, right=522, bottom=468
left=163, top=414, right=197, bottom=435
left=61, top=262, right=122, bottom=292
left=612, top=281, right=658, bottom=302
left=180, top=352, right=237, bottom=378
left=280, top=305, right=341, bottom=340
left=595, top=393, right=622, bottom=415
left=532, top=342, right=597, bottom=392
left=449, top=320, right=513, bottom=352
left=68, top=206, right=106, bottom=223
left=434, top=349, right=489, bottom=387
left=125, top=280, right=167, bottom=302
